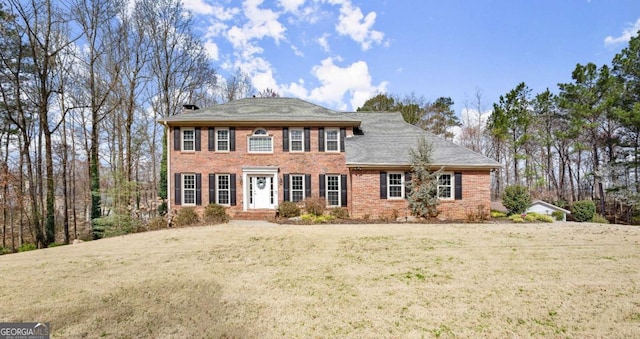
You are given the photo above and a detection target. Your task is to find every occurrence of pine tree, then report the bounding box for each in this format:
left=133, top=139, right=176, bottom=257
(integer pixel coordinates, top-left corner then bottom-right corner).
left=407, top=137, right=443, bottom=219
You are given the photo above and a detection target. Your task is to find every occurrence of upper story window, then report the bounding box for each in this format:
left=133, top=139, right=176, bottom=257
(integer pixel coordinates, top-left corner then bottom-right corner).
left=438, top=173, right=453, bottom=199
left=182, top=128, right=195, bottom=151
left=325, top=128, right=339, bottom=152
left=216, top=128, right=229, bottom=151
left=248, top=128, right=273, bottom=153
left=290, top=128, right=303, bottom=152
left=388, top=172, right=405, bottom=199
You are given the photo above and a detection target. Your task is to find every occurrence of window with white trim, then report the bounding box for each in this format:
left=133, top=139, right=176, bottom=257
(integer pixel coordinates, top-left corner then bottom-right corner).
left=182, top=128, right=195, bottom=151
left=325, top=128, right=339, bottom=152
left=290, top=128, right=303, bottom=152
left=290, top=174, right=305, bottom=202
left=216, top=128, right=229, bottom=151
left=217, top=174, right=230, bottom=205
left=388, top=172, right=405, bottom=199
left=326, top=175, right=340, bottom=206
left=182, top=173, right=196, bottom=205
left=248, top=128, right=273, bottom=153
left=438, top=173, right=453, bottom=199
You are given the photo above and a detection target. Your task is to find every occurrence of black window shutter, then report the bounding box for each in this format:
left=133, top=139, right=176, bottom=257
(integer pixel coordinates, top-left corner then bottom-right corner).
left=173, top=127, right=180, bottom=151
left=305, top=174, right=311, bottom=198
left=318, top=128, right=325, bottom=152
left=304, top=128, right=310, bottom=152
left=230, top=174, right=237, bottom=206
left=380, top=172, right=387, bottom=199
left=208, top=128, right=214, bottom=151
left=455, top=172, right=462, bottom=200
left=340, top=128, right=346, bottom=152
left=195, top=173, right=202, bottom=205
left=229, top=128, right=236, bottom=151
left=174, top=173, right=181, bottom=205
left=194, top=127, right=201, bottom=151
left=209, top=174, right=215, bottom=204
left=319, top=174, right=325, bottom=197
left=283, top=128, right=289, bottom=152
left=405, top=172, right=412, bottom=200
left=283, top=174, right=290, bottom=202
left=340, top=174, right=347, bottom=207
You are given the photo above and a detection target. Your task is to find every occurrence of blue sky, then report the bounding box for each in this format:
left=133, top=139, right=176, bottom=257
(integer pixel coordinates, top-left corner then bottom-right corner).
left=184, top=0, right=640, bottom=117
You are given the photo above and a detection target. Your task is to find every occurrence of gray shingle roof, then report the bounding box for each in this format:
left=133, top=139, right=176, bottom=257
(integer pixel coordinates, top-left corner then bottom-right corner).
left=345, top=112, right=500, bottom=169
left=158, top=97, right=359, bottom=125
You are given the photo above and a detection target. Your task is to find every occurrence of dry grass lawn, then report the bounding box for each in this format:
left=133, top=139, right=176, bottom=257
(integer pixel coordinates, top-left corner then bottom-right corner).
left=1, top=221, right=639, bottom=338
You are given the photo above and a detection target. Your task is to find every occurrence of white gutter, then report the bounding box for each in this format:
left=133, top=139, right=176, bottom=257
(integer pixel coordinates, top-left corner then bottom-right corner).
left=164, top=121, right=171, bottom=212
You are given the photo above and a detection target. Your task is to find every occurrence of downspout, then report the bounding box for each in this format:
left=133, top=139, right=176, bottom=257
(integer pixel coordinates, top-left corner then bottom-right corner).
left=164, top=121, right=171, bottom=212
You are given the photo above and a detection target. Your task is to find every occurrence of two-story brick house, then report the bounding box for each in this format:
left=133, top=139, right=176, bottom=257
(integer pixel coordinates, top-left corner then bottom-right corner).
left=158, top=97, right=500, bottom=220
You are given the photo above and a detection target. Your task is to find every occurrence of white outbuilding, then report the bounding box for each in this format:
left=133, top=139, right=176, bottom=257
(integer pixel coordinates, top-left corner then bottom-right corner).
left=526, top=200, right=571, bottom=222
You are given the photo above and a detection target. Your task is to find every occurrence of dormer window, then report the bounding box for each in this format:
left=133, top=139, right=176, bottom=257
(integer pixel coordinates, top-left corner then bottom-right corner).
left=248, top=128, right=273, bottom=153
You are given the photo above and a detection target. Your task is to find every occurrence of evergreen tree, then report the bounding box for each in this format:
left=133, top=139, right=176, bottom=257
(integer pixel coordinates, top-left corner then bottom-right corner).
left=407, top=137, right=443, bottom=219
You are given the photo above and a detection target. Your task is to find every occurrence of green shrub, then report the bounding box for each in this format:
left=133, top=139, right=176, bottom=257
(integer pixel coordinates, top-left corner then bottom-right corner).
left=551, top=211, right=564, bottom=221
left=330, top=207, right=349, bottom=219
left=591, top=213, right=609, bottom=224
left=509, top=215, right=524, bottom=223
left=536, top=214, right=555, bottom=223
left=491, top=210, right=507, bottom=218
left=0, top=246, right=12, bottom=255
left=524, top=213, right=538, bottom=222
left=278, top=201, right=301, bottom=218
left=92, top=214, right=140, bottom=239
left=203, top=204, right=229, bottom=224
left=304, top=197, right=326, bottom=216
left=502, top=185, right=532, bottom=215
left=300, top=213, right=335, bottom=223
left=18, top=243, right=37, bottom=252
left=572, top=200, right=596, bottom=222
left=174, top=207, right=200, bottom=226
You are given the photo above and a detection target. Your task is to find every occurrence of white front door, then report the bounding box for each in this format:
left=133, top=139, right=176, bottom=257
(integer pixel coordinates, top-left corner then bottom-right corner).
left=249, top=175, right=273, bottom=209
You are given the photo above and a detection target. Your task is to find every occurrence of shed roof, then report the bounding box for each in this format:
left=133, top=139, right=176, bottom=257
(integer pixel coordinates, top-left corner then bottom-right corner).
left=528, top=200, right=571, bottom=214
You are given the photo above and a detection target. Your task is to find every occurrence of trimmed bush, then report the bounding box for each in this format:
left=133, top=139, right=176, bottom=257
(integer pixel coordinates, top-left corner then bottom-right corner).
left=551, top=211, right=564, bottom=221
left=591, top=213, right=609, bottom=224
left=203, top=204, right=229, bottom=224
left=92, top=214, right=140, bottom=239
left=330, top=207, right=349, bottom=219
left=572, top=200, right=596, bottom=222
left=491, top=210, right=507, bottom=218
left=502, top=185, right=532, bottom=215
left=304, top=197, right=326, bottom=216
left=278, top=201, right=301, bottom=218
left=147, top=216, right=167, bottom=230
left=174, top=207, right=200, bottom=226
left=509, top=215, right=524, bottom=223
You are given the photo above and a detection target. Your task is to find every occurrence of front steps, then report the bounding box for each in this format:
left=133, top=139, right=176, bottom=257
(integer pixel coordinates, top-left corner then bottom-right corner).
left=232, top=210, right=277, bottom=221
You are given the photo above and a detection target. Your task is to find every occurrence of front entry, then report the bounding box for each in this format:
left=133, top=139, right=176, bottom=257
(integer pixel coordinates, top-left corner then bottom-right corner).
left=248, top=175, right=273, bottom=209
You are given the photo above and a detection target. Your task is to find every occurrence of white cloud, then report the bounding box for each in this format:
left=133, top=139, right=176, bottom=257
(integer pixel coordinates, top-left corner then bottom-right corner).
left=604, top=18, right=640, bottom=47
left=305, top=57, right=388, bottom=110
left=227, top=0, right=286, bottom=48
left=182, top=0, right=215, bottom=15
left=204, top=41, right=219, bottom=61
left=328, top=0, right=384, bottom=50
left=291, top=44, right=304, bottom=56
left=278, top=0, right=305, bottom=13
left=317, top=33, right=331, bottom=52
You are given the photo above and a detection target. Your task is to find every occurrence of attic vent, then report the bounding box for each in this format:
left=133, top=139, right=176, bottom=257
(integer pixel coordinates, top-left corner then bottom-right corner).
left=183, top=104, right=200, bottom=111
left=353, top=127, right=364, bottom=135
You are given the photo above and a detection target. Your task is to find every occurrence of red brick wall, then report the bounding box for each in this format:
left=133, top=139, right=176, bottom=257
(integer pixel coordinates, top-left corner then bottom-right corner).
left=169, top=126, right=492, bottom=220
left=169, top=126, right=349, bottom=215
left=349, top=169, right=492, bottom=220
